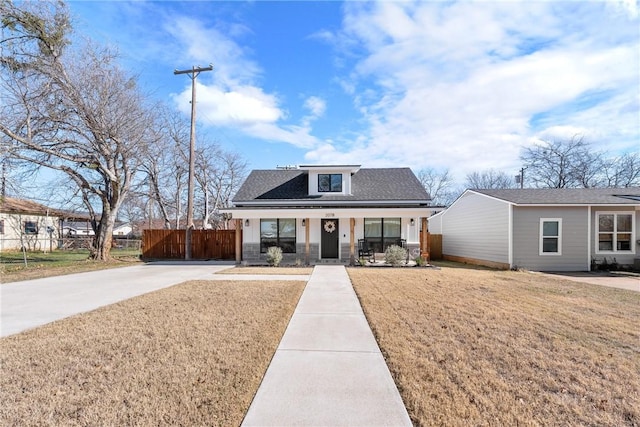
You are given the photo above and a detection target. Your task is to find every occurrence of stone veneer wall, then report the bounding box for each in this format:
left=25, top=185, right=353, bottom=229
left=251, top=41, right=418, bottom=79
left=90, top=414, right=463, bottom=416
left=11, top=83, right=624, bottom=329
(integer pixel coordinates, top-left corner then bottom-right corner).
left=406, top=243, right=421, bottom=259
left=240, top=241, right=423, bottom=264
left=242, top=242, right=319, bottom=265
left=340, top=243, right=354, bottom=264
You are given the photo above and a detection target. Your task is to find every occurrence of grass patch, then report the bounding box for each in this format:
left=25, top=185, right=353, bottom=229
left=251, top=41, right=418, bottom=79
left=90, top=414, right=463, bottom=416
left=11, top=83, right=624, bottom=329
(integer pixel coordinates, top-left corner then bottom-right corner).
left=349, top=267, right=640, bottom=426
left=1, top=249, right=141, bottom=283
left=219, top=266, right=313, bottom=275
left=0, top=279, right=305, bottom=425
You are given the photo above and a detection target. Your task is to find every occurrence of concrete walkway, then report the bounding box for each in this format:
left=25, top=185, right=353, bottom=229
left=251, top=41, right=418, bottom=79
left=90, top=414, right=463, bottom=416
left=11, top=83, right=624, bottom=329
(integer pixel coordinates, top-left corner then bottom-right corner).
left=242, top=265, right=412, bottom=426
left=1, top=262, right=237, bottom=337
left=542, top=271, right=640, bottom=292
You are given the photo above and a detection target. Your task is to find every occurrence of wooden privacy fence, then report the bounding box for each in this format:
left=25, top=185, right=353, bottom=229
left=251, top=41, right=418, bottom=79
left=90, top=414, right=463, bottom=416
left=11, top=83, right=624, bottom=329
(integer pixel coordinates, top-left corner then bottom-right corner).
left=419, top=232, right=443, bottom=261
left=429, top=233, right=443, bottom=260
left=142, top=229, right=238, bottom=260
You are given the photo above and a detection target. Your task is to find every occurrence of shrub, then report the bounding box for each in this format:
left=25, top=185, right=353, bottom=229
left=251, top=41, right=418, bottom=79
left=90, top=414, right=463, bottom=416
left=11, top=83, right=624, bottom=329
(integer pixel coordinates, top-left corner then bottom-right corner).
left=266, top=246, right=283, bottom=267
left=414, top=256, right=425, bottom=267
left=384, top=245, right=407, bottom=267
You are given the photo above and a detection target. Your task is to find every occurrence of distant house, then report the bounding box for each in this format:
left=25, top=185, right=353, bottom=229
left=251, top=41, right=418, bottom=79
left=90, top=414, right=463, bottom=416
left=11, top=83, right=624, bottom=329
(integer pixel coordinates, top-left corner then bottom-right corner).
left=0, top=197, right=60, bottom=252
left=222, top=165, right=440, bottom=264
left=62, top=220, right=95, bottom=236
left=113, top=222, right=133, bottom=237
left=429, top=188, right=640, bottom=271
left=62, top=220, right=136, bottom=238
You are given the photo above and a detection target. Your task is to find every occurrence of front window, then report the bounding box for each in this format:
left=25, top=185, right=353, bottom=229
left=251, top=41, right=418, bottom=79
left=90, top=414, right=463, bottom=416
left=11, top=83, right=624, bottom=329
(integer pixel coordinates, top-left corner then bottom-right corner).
left=24, top=221, right=38, bottom=235
left=260, top=219, right=296, bottom=253
left=597, top=212, right=634, bottom=253
left=364, top=218, right=401, bottom=253
left=318, top=174, right=342, bottom=192
left=539, top=218, right=561, bottom=255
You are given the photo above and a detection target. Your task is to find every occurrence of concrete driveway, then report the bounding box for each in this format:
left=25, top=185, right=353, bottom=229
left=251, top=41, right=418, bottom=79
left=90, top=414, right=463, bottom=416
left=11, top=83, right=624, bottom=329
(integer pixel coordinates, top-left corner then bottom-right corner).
left=544, top=271, right=640, bottom=292
left=1, top=262, right=235, bottom=338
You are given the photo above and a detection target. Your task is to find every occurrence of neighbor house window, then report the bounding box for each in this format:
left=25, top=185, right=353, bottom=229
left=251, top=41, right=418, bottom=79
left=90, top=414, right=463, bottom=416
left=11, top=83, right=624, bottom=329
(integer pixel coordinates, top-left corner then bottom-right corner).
left=364, top=218, right=401, bottom=253
left=539, top=218, right=562, bottom=255
left=597, top=212, right=634, bottom=253
left=0, top=219, right=4, bottom=234
left=318, top=174, right=342, bottom=192
left=24, top=221, right=38, bottom=235
left=260, top=219, right=296, bottom=253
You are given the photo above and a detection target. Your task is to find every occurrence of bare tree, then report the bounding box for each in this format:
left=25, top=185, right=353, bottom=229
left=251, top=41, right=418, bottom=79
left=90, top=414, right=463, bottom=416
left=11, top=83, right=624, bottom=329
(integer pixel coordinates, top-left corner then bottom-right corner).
left=520, top=135, right=604, bottom=188
left=416, top=167, right=457, bottom=206
left=210, top=150, right=247, bottom=229
left=194, top=142, right=247, bottom=229
left=465, top=169, right=515, bottom=189
left=139, top=110, right=190, bottom=229
left=0, top=1, right=156, bottom=260
left=140, top=109, right=247, bottom=231
left=602, top=152, right=640, bottom=188
left=194, top=142, right=221, bottom=229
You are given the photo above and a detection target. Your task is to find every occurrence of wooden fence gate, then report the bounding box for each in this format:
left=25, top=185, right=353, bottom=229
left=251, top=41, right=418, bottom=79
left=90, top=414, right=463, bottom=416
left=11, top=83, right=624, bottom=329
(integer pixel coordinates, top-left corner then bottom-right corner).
left=142, top=229, right=238, bottom=260
left=419, top=232, right=443, bottom=261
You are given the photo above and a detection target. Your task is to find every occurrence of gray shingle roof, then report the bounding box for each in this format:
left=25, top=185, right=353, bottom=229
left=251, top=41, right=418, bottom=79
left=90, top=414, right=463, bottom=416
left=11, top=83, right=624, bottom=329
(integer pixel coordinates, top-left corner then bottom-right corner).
left=473, top=188, right=640, bottom=205
left=233, top=168, right=431, bottom=206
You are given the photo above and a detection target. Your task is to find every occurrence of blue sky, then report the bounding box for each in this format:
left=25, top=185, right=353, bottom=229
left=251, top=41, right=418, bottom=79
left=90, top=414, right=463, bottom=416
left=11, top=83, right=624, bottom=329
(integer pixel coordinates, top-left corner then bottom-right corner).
left=68, top=0, right=639, bottom=183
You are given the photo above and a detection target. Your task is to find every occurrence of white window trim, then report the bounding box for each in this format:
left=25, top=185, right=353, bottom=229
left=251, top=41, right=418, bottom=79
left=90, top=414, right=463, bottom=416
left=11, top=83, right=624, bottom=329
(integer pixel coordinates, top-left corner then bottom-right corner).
left=539, top=218, right=562, bottom=256
left=595, top=211, right=636, bottom=255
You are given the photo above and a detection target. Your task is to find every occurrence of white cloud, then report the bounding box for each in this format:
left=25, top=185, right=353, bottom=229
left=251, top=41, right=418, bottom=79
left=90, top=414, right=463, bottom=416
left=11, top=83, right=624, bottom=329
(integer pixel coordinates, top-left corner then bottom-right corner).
left=607, top=0, right=639, bottom=18
left=166, top=15, right=320, bottom=148
left=166, top=16, right=260, bottom=87
left=172, top=83, right=282, bottom=126
left=304, top=96, right=326, bottom=118
left=307, top=1, right=639, bottom=182
left=243, top=122, right=319, bottom=149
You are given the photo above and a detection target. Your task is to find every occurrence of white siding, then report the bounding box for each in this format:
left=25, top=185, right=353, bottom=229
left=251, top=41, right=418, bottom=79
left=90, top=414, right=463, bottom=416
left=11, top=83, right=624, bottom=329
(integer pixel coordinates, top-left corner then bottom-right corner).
left=428, top=212, right=443, bottom=234
left=512, top=207, right=588, bottom=271
left=0, top=213, right=58, bottom=252
left=441, top=192, right=510, bottom=264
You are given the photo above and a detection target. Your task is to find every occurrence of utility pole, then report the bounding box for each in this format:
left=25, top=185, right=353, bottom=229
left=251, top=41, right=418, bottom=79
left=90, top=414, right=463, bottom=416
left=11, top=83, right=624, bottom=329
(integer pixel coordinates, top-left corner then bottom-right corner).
left=515, top=167, right=525, bottom=189
left=174, top=64, right=213, bottom=260
left=1, top=158, right=5, bottom=200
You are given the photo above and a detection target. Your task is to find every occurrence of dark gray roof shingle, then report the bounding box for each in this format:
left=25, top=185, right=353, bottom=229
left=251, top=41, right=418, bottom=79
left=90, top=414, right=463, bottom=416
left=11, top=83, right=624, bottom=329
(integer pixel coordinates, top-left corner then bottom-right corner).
left=233, top=168, right=430, bottom=205
left=473, top=188, right=640, bottom=205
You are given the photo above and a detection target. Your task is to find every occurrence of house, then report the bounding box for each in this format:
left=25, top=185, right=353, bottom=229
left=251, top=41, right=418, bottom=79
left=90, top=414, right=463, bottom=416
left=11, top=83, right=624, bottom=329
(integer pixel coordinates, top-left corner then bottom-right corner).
left=0, top=197, right=60, bottom=252
left=62, top=220, right=95, bottom=236
left=429, top=188, right=640, bottom=271
left=113, top=222, right=133, bottom=237
left=221, top=165, right=439, bottom=264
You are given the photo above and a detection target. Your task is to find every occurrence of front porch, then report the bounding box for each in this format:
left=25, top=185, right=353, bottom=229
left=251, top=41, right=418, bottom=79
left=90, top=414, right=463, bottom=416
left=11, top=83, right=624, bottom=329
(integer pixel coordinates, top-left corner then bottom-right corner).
left=233, top=213, right=433, bottom=266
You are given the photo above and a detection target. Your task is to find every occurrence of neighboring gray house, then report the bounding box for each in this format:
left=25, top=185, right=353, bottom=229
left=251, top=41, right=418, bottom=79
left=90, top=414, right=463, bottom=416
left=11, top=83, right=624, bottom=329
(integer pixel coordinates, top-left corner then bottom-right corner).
left=429, top=188, right=640, bottom=271
left=221, top=165, right=439, bottom=264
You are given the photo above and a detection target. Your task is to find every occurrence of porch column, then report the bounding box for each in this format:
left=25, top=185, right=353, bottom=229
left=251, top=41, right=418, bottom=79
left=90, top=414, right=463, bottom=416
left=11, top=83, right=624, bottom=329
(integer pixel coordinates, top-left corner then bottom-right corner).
left=235, top=219, right=242, bottom=263
left=421, top=217, right=430, bottom=262
left=305, top=218, right=310, bottom=265
left=349, top=218, right=355, bottom=265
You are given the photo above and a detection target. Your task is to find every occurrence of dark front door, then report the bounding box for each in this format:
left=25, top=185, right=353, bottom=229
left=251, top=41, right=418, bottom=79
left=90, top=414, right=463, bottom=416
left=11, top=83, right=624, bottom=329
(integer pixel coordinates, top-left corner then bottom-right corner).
left=321, top=219, right=339, bottom=259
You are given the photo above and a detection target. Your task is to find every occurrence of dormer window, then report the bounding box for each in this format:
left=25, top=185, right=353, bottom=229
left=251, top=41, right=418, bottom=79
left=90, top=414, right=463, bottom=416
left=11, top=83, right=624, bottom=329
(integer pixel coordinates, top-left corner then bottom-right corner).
left=318, top=174, right=342, bottom=192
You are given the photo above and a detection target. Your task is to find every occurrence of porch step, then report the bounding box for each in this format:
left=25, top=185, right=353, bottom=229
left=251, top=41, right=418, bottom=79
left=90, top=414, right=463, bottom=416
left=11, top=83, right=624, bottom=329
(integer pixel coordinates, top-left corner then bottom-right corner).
left=314, top=259, right=345, bottom=265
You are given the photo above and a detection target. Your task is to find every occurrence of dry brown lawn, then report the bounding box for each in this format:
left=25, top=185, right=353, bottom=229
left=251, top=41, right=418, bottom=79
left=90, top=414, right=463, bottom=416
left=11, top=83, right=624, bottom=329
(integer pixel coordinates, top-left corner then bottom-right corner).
left=220, top=266, right=313, bottom=275
left=0, top=280, right=305, bottom=426
left=349, top=267, right=640, bottom=427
